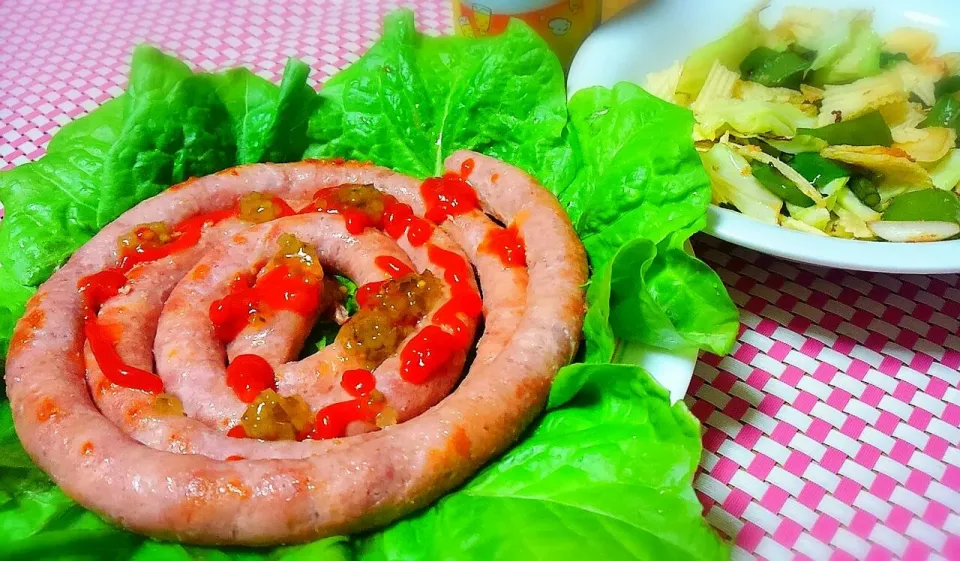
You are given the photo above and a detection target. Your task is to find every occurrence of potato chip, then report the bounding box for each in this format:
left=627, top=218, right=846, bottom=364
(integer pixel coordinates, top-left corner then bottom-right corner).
left=736, top=81, right=806, bottom=106
left=883, top=28, right=938, bottom=62
left=643, top=60, right=683, bottom=104
left=800, top=84, right=824, bottom=103
left=892, top=126, right=956, bottom=163
left=818, top=72, right=908, bottom=127
left=691, top=61, right=739, bottom=112
left=832, top=207, right=876, bottom=239
left=821, top=145, right=933, bottom=187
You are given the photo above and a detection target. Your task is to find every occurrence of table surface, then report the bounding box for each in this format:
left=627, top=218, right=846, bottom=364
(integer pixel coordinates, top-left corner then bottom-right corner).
left=1, top=1, right=958, bottom=560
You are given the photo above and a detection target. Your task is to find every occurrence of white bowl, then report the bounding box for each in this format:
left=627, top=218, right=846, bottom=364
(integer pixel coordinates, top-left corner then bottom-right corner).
left=569, top=0, right=960, bottom=274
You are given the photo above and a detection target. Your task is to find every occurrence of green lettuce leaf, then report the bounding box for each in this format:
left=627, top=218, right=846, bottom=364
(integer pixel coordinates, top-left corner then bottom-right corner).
left=305, top=14, right=736, bottom=359
left=563, top=83, right=712, bottom=269
left=0, top=46, right=316, bottom=369
left=0, top=367, right=727, bottom=561
left=562, top=83, right=737, bottom=357
left=354, top=365, right=727, bottom=560
left=97, top=45, right=237, bottom=226
left=210, top=59, right=317, bottom=165
left=0, top=268, right=35, bottom=380
left=0, top=96, right=125, bottom=287
left=304, top=10, right=577, bottom=192
left=611, top=238, right=739, bottom=355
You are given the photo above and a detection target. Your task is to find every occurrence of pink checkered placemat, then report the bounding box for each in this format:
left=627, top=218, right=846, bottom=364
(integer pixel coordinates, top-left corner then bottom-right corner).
left=1, top=1, right=957, bottom=560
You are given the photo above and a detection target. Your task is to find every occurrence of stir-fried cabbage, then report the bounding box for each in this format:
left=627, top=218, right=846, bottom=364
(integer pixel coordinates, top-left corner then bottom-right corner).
left=677, top=6, right=766, bottom=97
left=772, top=7, right=830, bottom=45
left=836, top=185, right=882, bottom=222
left=821, top=177, right=849, bottom=211
left=696, top=99, right=815, bottom=140
left=651, top=5, right=956, bottom=241
left=781, top=215, right=829, bottom=235
left=891, top=62, right=939, bottom=106
left=929, top=149, right=960, bottom=191
left=786, top=203, right=831, bottom=231
left=801, top=10, right=883, bottom=85
left=700, top=143, right=783, bottom=223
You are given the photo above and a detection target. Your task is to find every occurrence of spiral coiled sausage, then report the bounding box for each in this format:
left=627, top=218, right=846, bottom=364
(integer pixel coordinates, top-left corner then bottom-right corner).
left=6, top=151, right=587, bottom=545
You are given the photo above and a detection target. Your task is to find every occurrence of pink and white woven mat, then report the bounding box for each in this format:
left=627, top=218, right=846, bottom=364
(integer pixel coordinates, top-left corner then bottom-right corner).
left=1, top=1, right=957, bottom=560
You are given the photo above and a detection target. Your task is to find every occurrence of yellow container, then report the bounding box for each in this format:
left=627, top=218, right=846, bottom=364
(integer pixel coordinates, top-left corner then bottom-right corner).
left=452, top=0, right=602, bottom=67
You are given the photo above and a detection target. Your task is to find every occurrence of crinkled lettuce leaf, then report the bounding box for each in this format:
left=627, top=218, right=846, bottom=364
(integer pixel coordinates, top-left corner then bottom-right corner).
left=0, top=269, right=33, bottom=393
left=305, top=19, right=737, bottom=359
left=210, top=58, right=318, bottom=166
left=304, top=10, right=577, bottom=193
left=0, top=366, right=728, bottom=561
left=564, top=83, right=712, bottom=268
left=0, top=96, right=125, bottom=287
left=609, top=237, right=739, bottom=356
left=0, top=47, right=317, bottom=370
left=360, top=364, right=728, bottom=561
left=564, top=84, right=737, bottom=357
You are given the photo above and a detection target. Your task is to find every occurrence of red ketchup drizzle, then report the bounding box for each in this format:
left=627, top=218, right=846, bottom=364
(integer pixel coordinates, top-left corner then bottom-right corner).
left=78, top=195, right=296, bottom=395
left=309, top=369, right=379, bottom=440
left=341, top=209, right=373, bottom=235
left=382, top=199, right=434, bottom=247
left=460, top=158, right=475, bottom=179
left=209, top=274, right=259, bottom=342
left=405, top=217, right=435, bottom=246
left=225, top=354, right=277, bottom=403
left=258, top=265, right=321, bottom=315
left=420, top=173, right=479, bottom=224
left=480, top=223, right=526, bottom=267
left=383, top=201, right=413, bottom=239
left=209, top=265, right=321, bottom=343
left=399, top=325, right=458, bottom=384
left=341, top=368, right=376, bottom=397
left=399, top=245, right=482, bottom=384
left=355, top=255, right=413, bottom=310
left=77, top=270, right=164, bottom=393
left=118, top=208, right=235, bottom=272
left=355, top=281, right=386, bottom=309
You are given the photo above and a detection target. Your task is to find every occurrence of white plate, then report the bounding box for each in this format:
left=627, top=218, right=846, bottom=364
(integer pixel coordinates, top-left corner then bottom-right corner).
left=568, top=0, right=960, bottom=274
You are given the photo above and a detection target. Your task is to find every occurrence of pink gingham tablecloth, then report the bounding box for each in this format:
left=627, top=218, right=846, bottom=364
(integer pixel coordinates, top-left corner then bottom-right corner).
left=1, top=1, right=958, bottom=560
